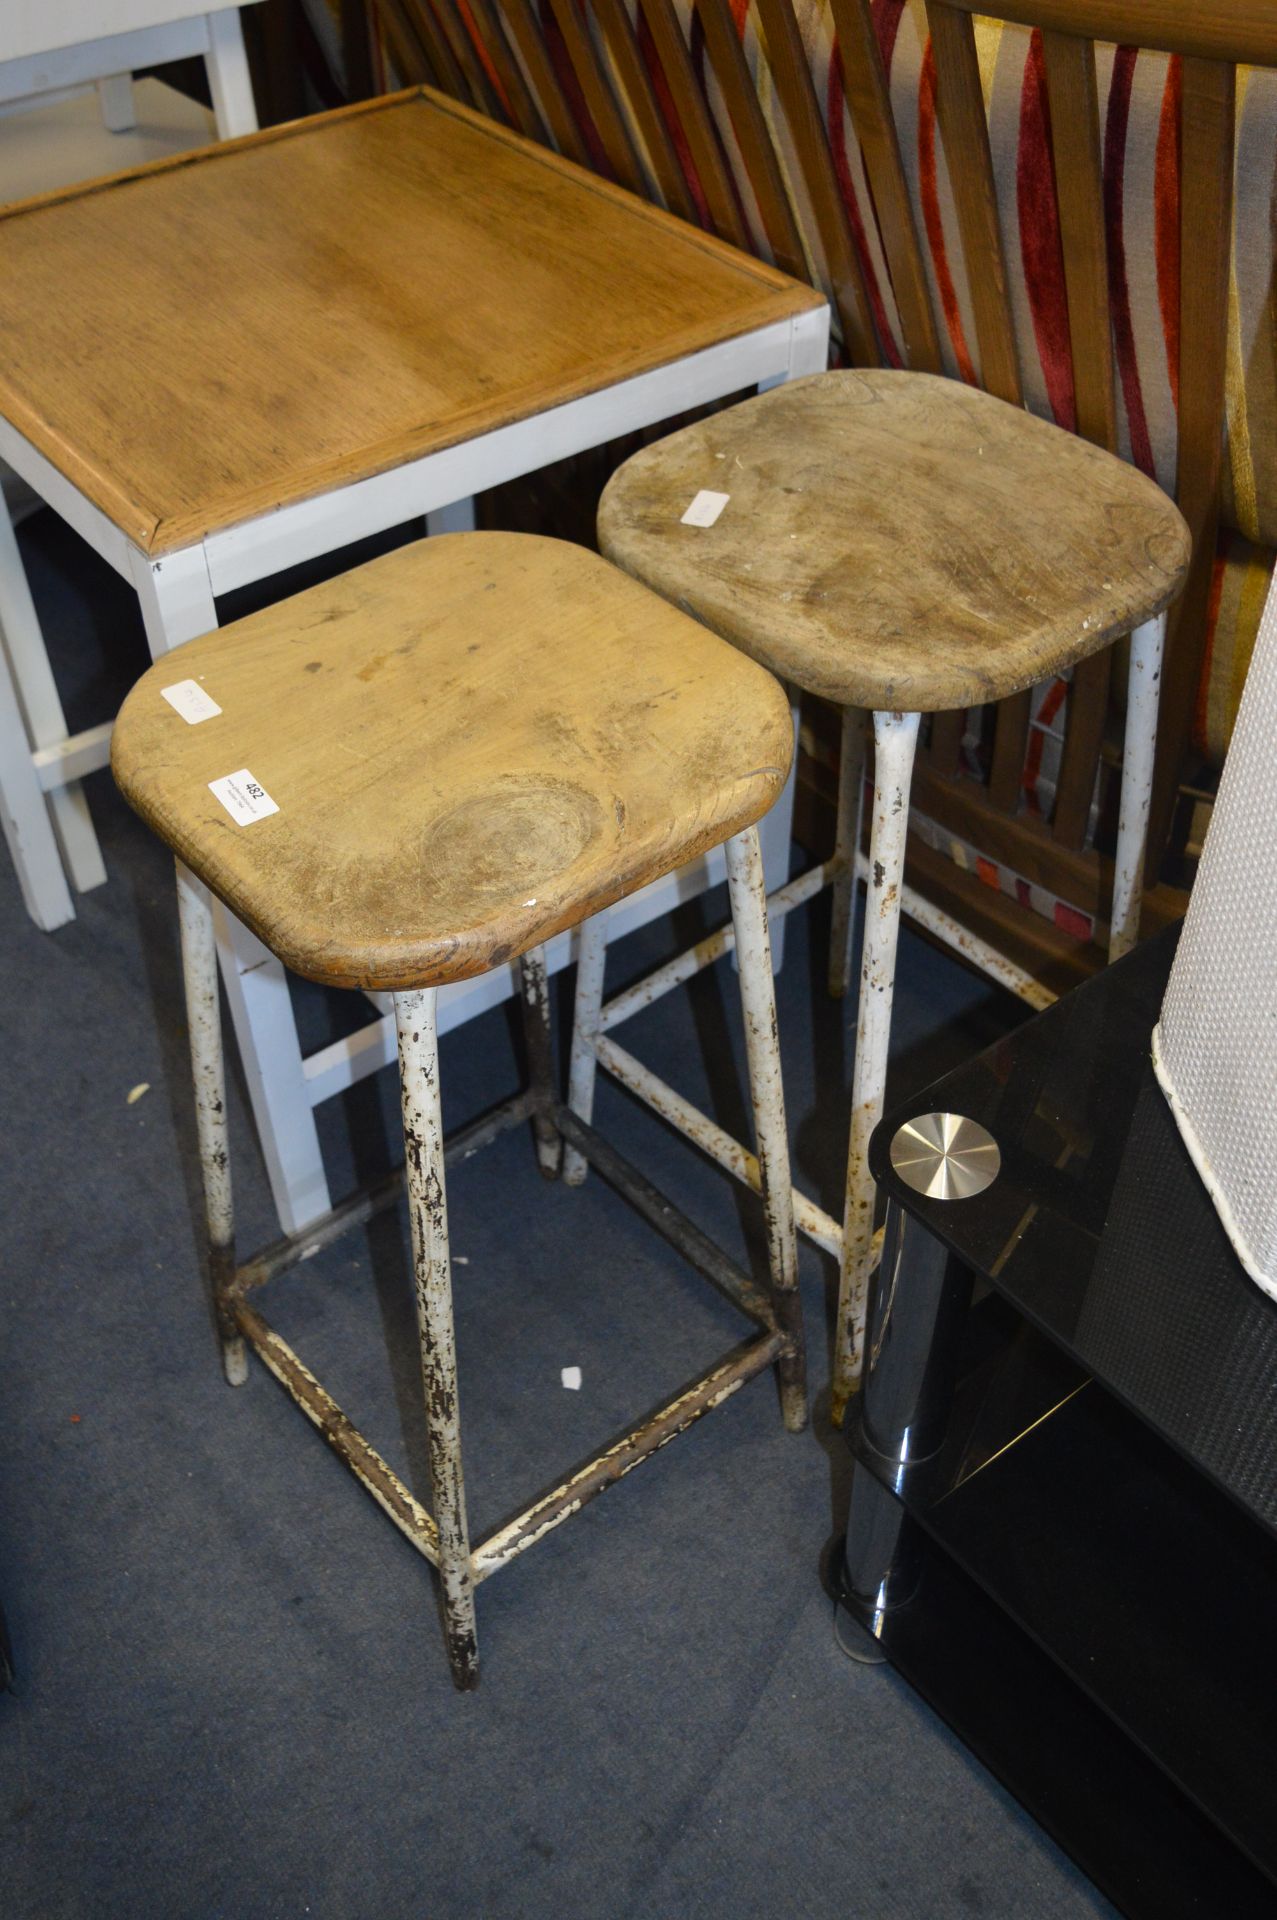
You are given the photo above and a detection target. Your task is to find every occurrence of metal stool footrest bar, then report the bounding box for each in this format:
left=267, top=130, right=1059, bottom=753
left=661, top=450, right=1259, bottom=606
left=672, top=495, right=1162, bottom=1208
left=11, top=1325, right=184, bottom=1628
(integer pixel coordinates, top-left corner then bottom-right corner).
left=219, top=1106, right=798, bottom=1594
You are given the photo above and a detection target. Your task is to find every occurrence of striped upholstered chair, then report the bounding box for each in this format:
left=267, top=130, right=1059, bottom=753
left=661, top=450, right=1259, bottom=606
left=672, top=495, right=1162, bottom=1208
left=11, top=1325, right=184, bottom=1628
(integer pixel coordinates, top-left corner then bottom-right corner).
left=318, top=0, right=1270, bottom=987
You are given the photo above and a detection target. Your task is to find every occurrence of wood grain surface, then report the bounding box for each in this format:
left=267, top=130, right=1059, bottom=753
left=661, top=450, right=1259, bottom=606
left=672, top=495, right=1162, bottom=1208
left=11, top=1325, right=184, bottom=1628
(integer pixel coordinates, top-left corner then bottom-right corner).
left=598, top=370, right=1190, bottom=713
left=0, top=88, right=823, bottom=556
left=111, top=534, right=793, bottom=990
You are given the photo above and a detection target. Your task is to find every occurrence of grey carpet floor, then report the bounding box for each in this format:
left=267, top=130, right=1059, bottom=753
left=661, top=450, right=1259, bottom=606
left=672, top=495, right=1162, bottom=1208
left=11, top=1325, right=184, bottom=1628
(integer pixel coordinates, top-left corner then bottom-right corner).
left=0, top=508, right=1114, bottom=1919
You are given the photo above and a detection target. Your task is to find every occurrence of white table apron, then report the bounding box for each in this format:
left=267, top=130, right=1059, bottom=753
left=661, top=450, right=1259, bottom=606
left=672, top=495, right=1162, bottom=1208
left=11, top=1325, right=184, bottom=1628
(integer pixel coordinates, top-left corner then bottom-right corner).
left=0, top=302, right=831, bottom=1232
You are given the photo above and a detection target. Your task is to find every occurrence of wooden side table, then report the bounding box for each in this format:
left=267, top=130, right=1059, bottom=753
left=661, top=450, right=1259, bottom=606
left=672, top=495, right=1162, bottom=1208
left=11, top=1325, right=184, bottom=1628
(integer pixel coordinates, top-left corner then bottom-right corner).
left=0, top=85, right=828, bottom=1232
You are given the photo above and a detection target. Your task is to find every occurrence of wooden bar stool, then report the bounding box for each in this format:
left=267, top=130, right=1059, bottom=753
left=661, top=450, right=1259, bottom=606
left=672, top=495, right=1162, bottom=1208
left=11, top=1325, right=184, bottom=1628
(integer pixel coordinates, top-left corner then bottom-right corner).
left=110, top=531, right=805, bottom=1690
left=595, top=369, right=1191, bottom=1422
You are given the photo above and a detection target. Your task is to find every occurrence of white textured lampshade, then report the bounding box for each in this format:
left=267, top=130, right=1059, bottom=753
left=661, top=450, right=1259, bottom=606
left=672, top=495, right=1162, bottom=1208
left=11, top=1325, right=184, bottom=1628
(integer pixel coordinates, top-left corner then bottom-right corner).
left=1152, top=577, right=1277, bottom=1301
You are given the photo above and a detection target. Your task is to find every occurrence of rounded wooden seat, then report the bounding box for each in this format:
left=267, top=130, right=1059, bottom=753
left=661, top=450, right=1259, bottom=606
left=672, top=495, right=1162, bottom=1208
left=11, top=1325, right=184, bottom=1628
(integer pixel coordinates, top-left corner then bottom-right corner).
left=598, top=370, right=1191, bottom=712
left=110, top=533, right=792, bottom=992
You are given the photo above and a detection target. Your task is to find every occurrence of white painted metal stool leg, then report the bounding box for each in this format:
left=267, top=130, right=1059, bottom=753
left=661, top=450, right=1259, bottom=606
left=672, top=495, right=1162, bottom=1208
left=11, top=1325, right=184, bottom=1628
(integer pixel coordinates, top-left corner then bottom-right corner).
left=1109, top=613, right=1166, bottom=963
left=562, top=909, right=610, bottom=1187
left=176, top=860, right=246, bottom=1387
left=828, top=707, right=867, bottom=1000
left=517, top=945, right=562, bottom=1179
left=832, top=709, right=921, bottom=1425
left=395, top=988, right=480, bottom=1691
left=725, top=825, right=806, bottom=1430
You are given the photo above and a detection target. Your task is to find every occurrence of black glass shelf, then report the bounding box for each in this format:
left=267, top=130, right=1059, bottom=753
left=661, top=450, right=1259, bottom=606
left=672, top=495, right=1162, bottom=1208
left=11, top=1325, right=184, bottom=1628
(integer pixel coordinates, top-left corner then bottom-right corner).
left=868, top=925, right=1277, bottom=1541
left=849, top=1300, right=1277, bottom=1888
left=850, top=1521, right=1277, bottom=1920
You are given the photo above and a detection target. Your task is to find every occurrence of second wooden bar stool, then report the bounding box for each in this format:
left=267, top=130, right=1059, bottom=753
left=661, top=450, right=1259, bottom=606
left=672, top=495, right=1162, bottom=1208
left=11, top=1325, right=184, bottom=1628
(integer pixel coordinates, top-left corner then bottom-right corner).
left=595, top=369, right=1191, bottom=1422
left=110, top=532, right=805, bottom=1690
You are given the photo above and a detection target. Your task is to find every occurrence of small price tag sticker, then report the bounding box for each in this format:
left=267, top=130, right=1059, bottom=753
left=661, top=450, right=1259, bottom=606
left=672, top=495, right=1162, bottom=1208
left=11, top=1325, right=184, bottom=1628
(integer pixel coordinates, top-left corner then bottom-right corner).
left=161, top=679, right=222, bottom=724
left=209, top=769, right=279, bottom=826
left=680, top=489, right=730, bottom=528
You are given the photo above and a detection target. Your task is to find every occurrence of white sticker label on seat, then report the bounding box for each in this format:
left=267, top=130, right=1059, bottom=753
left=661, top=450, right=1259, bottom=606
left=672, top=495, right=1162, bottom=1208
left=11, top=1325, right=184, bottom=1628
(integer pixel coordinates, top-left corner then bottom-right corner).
left=161, top=678, right=222, bottom=724
left=680, top=489, right=730, bottom=528
left=209, top=770, right=278, bottom=826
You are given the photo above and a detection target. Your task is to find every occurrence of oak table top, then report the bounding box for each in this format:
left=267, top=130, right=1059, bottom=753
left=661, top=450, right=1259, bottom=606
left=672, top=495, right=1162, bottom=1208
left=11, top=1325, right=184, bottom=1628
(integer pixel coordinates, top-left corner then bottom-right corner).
left=598, top=370, right=1191, bottom=712
left=110, top=533, right=794, bottom=991
left=0, top=88, right=824, bottom=558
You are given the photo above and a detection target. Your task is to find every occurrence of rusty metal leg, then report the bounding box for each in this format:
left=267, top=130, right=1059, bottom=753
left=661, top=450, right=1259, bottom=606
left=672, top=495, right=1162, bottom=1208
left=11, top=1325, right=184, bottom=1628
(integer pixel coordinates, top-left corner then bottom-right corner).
left=175, top=861, right=244, bottom=1386
left=832, top=710, right=921, bottom=1426
left=516, top=946, right=562, bottom=1180
left=725, top=826, right=807, bottom=1432
left=1110, top=612, right=1166, bottom=962
left=562, top=909, right=609, bottom=1188
left=829, top=707, right=867, bottom=1000
left=394, top=988, right=479, bottom=1691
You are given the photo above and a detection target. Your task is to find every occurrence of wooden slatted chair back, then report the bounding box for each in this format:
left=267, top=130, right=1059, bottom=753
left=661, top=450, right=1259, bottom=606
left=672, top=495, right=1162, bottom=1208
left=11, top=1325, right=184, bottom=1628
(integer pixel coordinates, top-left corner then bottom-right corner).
left=363, top=0, right=1257, bottom=943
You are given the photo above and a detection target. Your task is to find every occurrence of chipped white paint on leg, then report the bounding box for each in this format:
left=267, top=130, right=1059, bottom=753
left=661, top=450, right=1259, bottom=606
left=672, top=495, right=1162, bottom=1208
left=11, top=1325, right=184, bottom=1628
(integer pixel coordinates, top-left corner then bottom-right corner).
left=1110, top=612, right=1166, bottom=963
left=829, top=706, right=867, bottom=999
left=834, top=710, right=920, bottom=1424
left=726, top=826, right=806, bottom=1430
left=562, top=910, right=609, bottom=1187
left=176, top=860, right=244, bottom=1385
left=395, top=988, right=479, bottom=1690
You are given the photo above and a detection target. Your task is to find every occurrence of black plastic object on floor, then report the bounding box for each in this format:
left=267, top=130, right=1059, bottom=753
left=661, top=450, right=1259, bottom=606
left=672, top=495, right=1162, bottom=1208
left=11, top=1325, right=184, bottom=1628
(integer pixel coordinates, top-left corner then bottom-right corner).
left=835, top=923, right=1277, bottom=1918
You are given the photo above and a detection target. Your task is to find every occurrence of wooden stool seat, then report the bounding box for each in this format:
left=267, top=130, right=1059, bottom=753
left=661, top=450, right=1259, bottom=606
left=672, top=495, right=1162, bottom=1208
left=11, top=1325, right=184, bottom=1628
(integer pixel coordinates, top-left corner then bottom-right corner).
left=110, top=532, right=793, bottom=992
left=598, top=370, right=1191, bottom=711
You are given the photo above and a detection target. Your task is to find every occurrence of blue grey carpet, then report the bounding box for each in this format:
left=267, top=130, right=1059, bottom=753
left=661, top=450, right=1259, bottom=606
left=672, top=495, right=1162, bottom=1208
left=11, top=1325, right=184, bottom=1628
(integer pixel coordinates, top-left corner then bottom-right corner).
left=0, top=508, right=1114, bottom=1919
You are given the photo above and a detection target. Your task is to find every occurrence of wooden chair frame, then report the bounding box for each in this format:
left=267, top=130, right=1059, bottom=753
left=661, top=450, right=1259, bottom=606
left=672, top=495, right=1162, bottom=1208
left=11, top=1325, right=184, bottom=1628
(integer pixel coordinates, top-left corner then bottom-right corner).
left=370, top=0, right=1244, bottom=990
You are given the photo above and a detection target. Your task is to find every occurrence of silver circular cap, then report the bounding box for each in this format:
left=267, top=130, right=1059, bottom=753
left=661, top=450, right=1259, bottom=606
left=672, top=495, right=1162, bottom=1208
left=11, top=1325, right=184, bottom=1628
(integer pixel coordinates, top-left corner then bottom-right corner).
left=889, top=1112, right=1001, bottom=1201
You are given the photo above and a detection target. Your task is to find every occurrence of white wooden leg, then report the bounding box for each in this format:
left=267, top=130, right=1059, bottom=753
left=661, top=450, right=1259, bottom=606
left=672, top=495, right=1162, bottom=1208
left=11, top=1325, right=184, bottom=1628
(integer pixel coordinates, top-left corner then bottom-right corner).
left=426, top=499, right=477, bottom=536
left=96, top=73, right=137, bottom=133
left=205, top=8, right=259, bottom=139
left=562, top=910, right=609, bottom=1186
left=1110, top=613, right=1166, bottom=963
left=833, top=709, right=920, bottom=1425
left=0, top=610, right=73, bottom=928
left=135, top=542, right=331, bottom=1236
left=0, top=491, right=107, bottom=897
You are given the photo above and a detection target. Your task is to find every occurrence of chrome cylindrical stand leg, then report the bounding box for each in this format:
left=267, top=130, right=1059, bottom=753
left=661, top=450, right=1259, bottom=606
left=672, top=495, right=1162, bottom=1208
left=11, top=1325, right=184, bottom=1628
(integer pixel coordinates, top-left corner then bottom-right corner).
left=841, top=1198, right=975, bottom=1638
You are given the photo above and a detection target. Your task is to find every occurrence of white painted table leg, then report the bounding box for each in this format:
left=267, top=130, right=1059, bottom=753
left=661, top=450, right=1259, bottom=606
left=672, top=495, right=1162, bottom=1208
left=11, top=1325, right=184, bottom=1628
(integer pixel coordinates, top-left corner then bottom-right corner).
left=135, top=542, right=332, bottom=1236
left=205, top=9, right=259, bottom=139
left=96, top=73, right=137, bottom=133
left=0, top=490, right=106, bottom=897
left=395, top=987, right=479, bottom=1691
left=833, top=709, right=920, bottom=1424
left=562, top=910, right=609, bottom=1186
left=726, top=824, right=806, bottom=1431
left=0, top=610, right=73, bottom=928
left=176, top=860, right=245, bottom=1385
left=1110, top=612, right=1166, bottom=963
